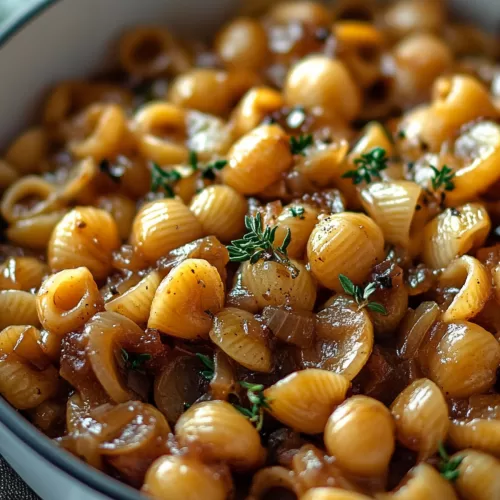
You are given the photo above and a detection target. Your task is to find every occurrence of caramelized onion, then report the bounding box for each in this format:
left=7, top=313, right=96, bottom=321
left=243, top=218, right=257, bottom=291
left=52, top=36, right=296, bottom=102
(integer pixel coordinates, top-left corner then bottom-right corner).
left=261, top=306, right=315, bottom=348
left=210, top=350, right=236, bottom=401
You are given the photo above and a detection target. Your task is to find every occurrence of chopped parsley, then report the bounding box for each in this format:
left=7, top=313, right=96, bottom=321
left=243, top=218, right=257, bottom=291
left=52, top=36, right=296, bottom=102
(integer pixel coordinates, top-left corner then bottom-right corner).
left=290, top=206, right=305, bottom=219
left=438, top=442, right=463, bottom=482
left=290, top=134, right=313, bottom=156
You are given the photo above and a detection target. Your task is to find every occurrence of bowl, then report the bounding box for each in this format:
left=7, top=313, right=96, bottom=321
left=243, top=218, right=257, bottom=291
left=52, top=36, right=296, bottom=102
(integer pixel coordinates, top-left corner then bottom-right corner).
left=0, top=1, right=499, bottom=499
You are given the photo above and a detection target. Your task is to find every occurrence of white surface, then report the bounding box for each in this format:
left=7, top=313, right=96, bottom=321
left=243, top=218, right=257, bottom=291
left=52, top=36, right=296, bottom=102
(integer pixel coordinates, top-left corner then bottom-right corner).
left=0, top=0, right=499, bottom=499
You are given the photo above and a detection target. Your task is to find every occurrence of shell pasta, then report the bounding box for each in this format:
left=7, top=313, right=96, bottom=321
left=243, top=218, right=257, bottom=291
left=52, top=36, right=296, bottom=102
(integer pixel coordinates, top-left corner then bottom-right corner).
left=1, top=1, right=500, bottom=498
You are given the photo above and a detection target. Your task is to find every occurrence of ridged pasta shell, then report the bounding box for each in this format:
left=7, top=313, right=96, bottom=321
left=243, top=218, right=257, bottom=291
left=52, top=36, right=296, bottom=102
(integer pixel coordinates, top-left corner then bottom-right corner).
left=303, top=295, right=373, bottom=380
left=105, top=271, right=161, bottom=326
left=48, top=207, right=120, bottom=280
left=222, top=124, right=293, bottom=195
left=209, top=307, right=272, bottom=372
left=143, top=455, right=231, bottom=500
left=148, top=259, right=224, bottom=339
left=454, top=449, right=500, bottom=500
left=175, top=400, right=266, bottom=470
left=377, top=463, right=458, bottom=500
left=360, top=181, right=422, bottom=248
left=301, top=488, right=372, bottom=500
left=6, top=210, right=67, bottom=250
left=422, top=203, right=491, bottom=269
left=264, top=369, right=350, bottom=434
left=240, top=259, right=316, bottom=311
left=425, top=321, right=500, bottom=398
left=390, top=378, right=449, bottom=460
left=324, top=395, right=395, bottom=476
left=247, top=466, right=298, bottom=500
left=438, top=256, right=491, bottom=322
left=189, top=185, right=247, bottom=243
left=307, top=212, right=385, bottom=291
left=0, top=257, right=48, bottom=291
left=0, top=290, right=40, bottom=330
left=131, top=198, right=203, bottom=263
left=37, top=267, right=103, bottom=336
left=449, top=419, right=500, bottom=457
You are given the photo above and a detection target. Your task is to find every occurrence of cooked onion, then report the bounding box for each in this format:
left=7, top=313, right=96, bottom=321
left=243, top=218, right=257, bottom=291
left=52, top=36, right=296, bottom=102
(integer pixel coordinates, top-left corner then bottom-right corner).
left=261, top=306, right=315, bottom=348
left=210, top=350, right=236, bottom=401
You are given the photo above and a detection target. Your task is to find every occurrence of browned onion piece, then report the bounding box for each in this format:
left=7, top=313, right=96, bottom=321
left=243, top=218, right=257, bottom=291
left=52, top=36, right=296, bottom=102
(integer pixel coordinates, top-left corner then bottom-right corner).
left=210, top=350, right=236, bottom=401
left=157, top=236, right=229, bottom=283
left=397, top=301, right=440, bottom=360
left=467, top=394, right=500, bottom=419
left=261, top=306, right=315, bottom=348
left=247, top=466, right=298, bottom=500
left=154, top=354, right=206, bottom=427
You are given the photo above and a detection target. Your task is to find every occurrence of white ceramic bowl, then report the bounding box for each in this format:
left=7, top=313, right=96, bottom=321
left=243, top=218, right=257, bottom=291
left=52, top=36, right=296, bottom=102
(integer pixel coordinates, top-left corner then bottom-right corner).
left=0, top=1, right=499, bottom=499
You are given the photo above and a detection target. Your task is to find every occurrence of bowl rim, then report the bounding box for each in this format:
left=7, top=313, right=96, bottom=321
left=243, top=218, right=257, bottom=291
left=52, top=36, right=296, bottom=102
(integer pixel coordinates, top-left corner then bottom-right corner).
left=0, top=3, right=145, bottom=498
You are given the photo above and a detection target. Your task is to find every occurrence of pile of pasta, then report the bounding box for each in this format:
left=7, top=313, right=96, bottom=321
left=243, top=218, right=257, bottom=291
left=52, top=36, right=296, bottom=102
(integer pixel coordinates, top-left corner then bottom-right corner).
left=1, top=0, right=500, bottom=498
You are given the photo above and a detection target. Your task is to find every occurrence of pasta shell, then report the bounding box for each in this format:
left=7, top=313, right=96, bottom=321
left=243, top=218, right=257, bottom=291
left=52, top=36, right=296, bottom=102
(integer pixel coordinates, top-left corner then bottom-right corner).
left=425, top=321, right=500, bottom=398
left=48, top=207, right=120, bottom=280
left=439, top=255, right=491, bottom=322
left=105, top=271, right=161, bottom=326
left=454, top=449, right=500, bottom=500
left=131, top=198, right=203, bottom=263
left=448, top=419, right=500, bottom=457
left=324, top=395, right=395, bottom=476
left=0, top=290, right=40, bottom=330
left=148, top=259, right=224, bottom=339
left=378, top=463, right=458, bottom=500
left=360, top=181, right=422, bottom=248
left=302, top=489, right=372, bottom=500
left=302, top=295, right=373, bottom=380
left=175, top=400, right=266, bottom=470
left=0, top=257, right=48, bottom=291
left=422, top=203, right=491, bottom=269
left=209, top=307, right=272, bottom=372
left=307, top=212, right=385, bottom=291
left=189, top=185, right=247, bottom=243
left=240, top=259, right=316, bottom=311
left=390, top=378, right=449, bottom=460
left=264, top=369, right=350, bottom=434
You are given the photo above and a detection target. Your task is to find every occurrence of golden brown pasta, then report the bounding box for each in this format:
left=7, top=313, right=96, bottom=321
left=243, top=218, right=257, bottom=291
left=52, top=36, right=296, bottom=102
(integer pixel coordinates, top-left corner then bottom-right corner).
left=438, top=256, right=491, bottom=322
left=0, top=160, right=19, bottom=191
left=307, top=212, right=385, bottom=291
left=5, top=127, right=48, bottom=174
left=0, top=257, right=48, bottom=291
left=37, top=267, right=103, bottom=336
left=264, top=369, right=350, bottom=434
left=97, top=194, right=136, bottom=241
left=0, top=290, right=40, bottom=330
left=189, top=185, right=247, bottom=243
left=148, top=259, right=224, bottom=339
left=48, top=207, right=121, bottom=279
left=324, top=395, right=395, bottom=476
left=302, top=489, right=372, bottom=500
left=390, top=378, right=449, bottom=460
left=209, top=307, right=272, bottom=372
left=175, top=400, right=266, bottom=470
left=131, top=198, right=203, bottom=262
left=222, top=124, right=292, bottom=195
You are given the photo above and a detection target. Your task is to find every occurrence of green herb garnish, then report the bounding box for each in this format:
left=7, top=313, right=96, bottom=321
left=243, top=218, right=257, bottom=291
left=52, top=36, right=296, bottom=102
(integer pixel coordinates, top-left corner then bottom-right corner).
left=121, top=349, right=152, bottom=371
left=438, top=442, right=463, bottom=482
left=342, top=147, right=388, bottom=185
left=99, top=159, right=124, bottom=183
left=290, top=206, right=305, bottom=219
left=338, top=274, right=387, bottom=314
left=234, top=381, right=271, bottom=432
left=196, top=353, right=215, bottom=381
left=430, top=165, right=455, bottom=192
left=290, top=134, right=313, bottom=156
left=188, top=150, right=227, bottom=180
left=150, top=162, right=181, bottom=196
left=227, top=214, right=299, bottom=278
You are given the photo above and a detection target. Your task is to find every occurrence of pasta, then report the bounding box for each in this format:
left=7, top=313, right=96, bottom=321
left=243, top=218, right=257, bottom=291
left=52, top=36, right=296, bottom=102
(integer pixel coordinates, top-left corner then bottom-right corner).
left=1, top=1, right=500, bottom=497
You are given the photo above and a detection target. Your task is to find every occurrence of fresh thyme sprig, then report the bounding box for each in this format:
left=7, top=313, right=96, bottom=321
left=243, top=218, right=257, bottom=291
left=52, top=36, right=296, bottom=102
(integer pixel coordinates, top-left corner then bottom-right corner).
left=120, top=349, right=152, bottom=372
left=188, top=150, right=228, bottom=180
left=438, top=442, right=463, bottom=482
left=227, top=214, right=299, bottom=278
left=289, top=206, right=305, bottom=219
left=290, top=134, right=313, bottom=156
left=234, top=382, right=271, bottom=432
left=196, top=353, right=215, bottom=381
left=150, top=162, right=181, bottom=196
left=430, top=165, right=455, bottom=192
left=342, top=147, right=388, bottom=185
left=338, top=274, right=387, bottom=314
